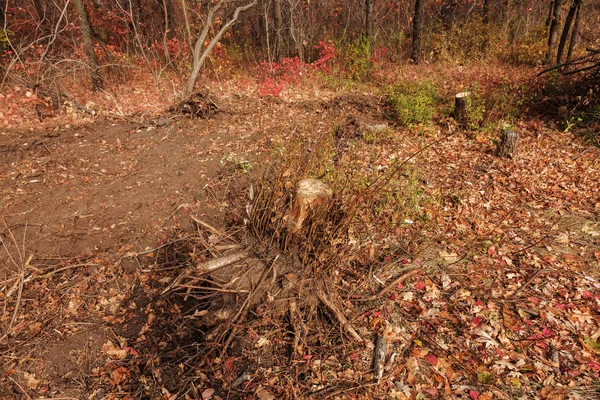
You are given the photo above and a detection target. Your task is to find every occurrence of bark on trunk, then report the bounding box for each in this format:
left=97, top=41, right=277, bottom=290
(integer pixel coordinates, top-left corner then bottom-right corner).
left=545, top=0, right=563, bottom=65
left=273, top=0, right=285, bottom=61
left=453, top=92, right=470, bottom=127
left=557, top=0, right=579, bottom=64
left=74, top=0, right=103, bottom=91
left=566, top=0, right=582, bottom=61
left=411, top=0, right=424, bottom=64
left=496, top=130, right=519, bottom=159
left=365, top=0, right=374, bottom=40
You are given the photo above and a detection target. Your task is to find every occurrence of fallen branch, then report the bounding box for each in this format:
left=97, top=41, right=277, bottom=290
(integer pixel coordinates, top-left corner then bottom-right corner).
left=162, top=249, right=251, bottom=295
left=372, top=333, right=387, bottom=381
left=197, top=250, right=251, bottom=273
left=191, top=215, right=225, bottom=236
left=315, top=286, right=362, bottom=342
left=378, top=268, right=423, bottom=297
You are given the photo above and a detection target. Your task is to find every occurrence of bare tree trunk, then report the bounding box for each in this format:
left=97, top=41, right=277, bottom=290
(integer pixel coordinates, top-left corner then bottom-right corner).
left=545, top=0, right=562, bottom=65
left=183, top=0, right=257, bottom=97
left=180, top=0, right=195, bottom=51
left=73, top=0, right=103, bottom=91
left=482, top=0, right=490, bottom=51
left=289, top=0, right=304, bottom=61
left=365, top=0, right=374, bottom=40
left=566, top=0, right=582, bottom=61
left=411, top=0, right=424, bottom=64
left=273, top=0, right=284, bottom=60
left=557, top=0, right=579, bottom=64
left=546, top=0, right=555, bottom=27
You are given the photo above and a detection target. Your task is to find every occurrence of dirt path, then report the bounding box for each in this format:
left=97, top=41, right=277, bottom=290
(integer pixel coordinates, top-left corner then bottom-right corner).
left=1, top=102, right=264, bottom=259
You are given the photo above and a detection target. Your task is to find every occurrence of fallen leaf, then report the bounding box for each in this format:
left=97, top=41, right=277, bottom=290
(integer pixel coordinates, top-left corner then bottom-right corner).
left=201, top=388, right=214, bottom=400
left=424, top=353, right=438, bottom=365
left=440, top=250, right=459, bottom=263
left=24, top=372, right=39, bottom=389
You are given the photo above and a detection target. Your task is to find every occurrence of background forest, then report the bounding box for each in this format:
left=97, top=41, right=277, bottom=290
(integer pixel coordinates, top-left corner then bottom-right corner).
left=1, top=0, right=599, bottom=120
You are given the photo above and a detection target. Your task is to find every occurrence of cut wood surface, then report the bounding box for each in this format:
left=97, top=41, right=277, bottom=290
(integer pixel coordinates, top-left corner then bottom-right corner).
left=289, top=178, right=333, bottom=232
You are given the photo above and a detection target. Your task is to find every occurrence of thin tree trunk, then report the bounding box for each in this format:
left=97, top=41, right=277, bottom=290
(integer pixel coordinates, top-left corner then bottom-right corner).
left=556, top=0, right=579, bottom=64
left=546, top=0, right=555, bottom=27
left=184, top=0, right=257, bottom=97
left=545, top=0, right=562, bottom=65
left=482, top=0, right=490, bottom=51
left=566, top=0, right=582, bottom=61
left=411, top=0, right=424, bottom=63
left=161, top=0, right=173, bottom=66
left=180, top=0, right=194, bottom=51
left=273, top=0, right=284, bottom=60
left=73, top=0, right=103, bottom=91
left=365, top=0, right=374, bottom=40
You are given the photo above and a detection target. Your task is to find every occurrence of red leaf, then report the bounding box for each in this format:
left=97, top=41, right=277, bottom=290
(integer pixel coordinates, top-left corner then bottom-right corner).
left=487, top=247, right=495, bottom=255
left=303, top=354, right=312, bottom=361
left=415, top=281, right=426, bottom=291
left=589, top=361, right=600, bottom=371
left=472, top=317, right=482, bottom=327
left=424, top=353, right=438, bottom=365
left=125, top=347, right=138, bottom=356
left=582, top=291, right=594, bottom=299
left=389, top=293, right=396, bottom=301
left=470, top=390, right=479, bottom=399
left=349, top=352, right=358, bottom=361
left=541, top=328, right=554, bottom=337
left=224, top=357, right=236, bottom=372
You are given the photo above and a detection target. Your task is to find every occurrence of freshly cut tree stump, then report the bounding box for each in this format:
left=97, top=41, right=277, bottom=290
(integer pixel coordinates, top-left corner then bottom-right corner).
left=289, top=179, right=332, bottom=232
left=496, top=130, right=519, bottom=159
left=453, top=91, right=470, bottom=126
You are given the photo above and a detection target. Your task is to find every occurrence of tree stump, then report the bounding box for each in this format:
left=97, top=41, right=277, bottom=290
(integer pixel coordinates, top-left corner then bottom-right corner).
left=453, top=92, right=470, bottom=126
left=496, top=130, right=519, bottom=158
left=289, top=179, right=332, bottom=232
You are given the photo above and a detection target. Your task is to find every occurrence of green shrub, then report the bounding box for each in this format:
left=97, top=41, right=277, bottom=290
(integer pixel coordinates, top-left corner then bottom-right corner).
left=386, top=81, right=438, bottom=126
left=347, top=37, right=373, bottom=81
left=463, top=85, right=487, bottom=129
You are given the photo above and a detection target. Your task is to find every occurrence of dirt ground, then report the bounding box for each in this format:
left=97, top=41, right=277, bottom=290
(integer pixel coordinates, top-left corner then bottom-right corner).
left=0, top=91, right=367, bottom=398
left=1, top=88, right=599, bottom=399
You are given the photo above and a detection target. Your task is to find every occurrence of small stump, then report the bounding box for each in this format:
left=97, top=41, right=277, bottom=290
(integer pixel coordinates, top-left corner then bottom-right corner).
left=453, top=92, right=470, bottom=127
left=289, top=179, right=332, bottom=233
left=496, top=130, right=519, bottom=159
